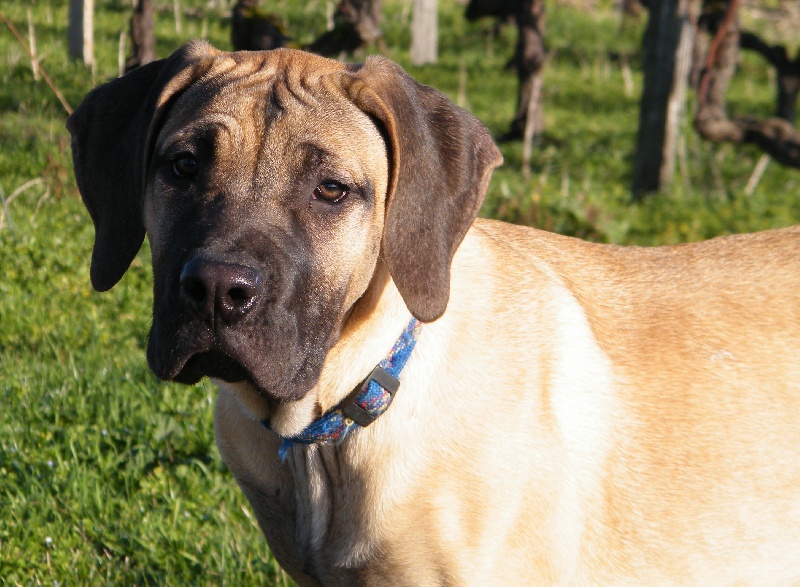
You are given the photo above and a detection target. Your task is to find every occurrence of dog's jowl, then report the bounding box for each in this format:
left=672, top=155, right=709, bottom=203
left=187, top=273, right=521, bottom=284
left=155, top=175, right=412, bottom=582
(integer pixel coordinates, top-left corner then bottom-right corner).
left=68, top=41, right=800, bottom=586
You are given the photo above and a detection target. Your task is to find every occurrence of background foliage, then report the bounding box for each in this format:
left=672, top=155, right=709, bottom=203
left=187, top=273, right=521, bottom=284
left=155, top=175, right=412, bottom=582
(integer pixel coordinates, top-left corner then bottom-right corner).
left=0, top=0, right=797, bottom=584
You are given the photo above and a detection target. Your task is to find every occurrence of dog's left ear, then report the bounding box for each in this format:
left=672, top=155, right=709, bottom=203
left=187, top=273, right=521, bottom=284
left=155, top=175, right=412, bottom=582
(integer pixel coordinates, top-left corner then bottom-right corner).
left=342, top=57, right=503, bottom=323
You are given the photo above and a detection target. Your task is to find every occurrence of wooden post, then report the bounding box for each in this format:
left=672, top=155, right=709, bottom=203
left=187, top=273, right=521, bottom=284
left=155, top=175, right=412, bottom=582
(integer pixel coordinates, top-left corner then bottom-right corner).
left=306, top=0, right=384, bottom=57
left=660, top=1, right=695, bottom=192
left=631, top=0, right=699, bottom=198
left=326, top=0, right=335, bottom=31
left=27, top=9, right=39, bottom=81
left=522, top=73, right=543, bottom=179
left=126, top=0, right=156, bottom=72
left=118, top=31, right=126, bottom=78
left=507, top=0, right=546, bottom=140
left=411, top=0, right=438, bottom=65
left=173, top=0, right=182, bottom=36
left=68, top=0, right=94, bottom=65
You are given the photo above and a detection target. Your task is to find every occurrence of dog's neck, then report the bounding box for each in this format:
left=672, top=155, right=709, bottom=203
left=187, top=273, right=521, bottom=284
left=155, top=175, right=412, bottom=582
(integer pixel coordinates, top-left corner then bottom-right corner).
left=264, top=317, right=421, bottom=459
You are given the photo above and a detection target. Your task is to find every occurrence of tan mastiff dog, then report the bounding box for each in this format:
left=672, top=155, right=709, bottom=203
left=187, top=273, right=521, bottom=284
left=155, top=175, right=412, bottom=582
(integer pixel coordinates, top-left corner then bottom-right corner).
left=68, top=41, right=800, bottom=585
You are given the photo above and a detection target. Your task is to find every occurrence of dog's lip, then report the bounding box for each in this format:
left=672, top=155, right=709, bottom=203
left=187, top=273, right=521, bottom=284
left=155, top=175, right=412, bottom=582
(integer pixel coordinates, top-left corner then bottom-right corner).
left=172, top=349, right=250, bottom=385
left=148, top=328, right=313, bottom=403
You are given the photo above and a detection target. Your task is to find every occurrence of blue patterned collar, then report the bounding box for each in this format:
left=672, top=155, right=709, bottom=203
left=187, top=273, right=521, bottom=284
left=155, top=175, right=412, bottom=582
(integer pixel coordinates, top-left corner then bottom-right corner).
left=263, top=318, right=421, bottom=460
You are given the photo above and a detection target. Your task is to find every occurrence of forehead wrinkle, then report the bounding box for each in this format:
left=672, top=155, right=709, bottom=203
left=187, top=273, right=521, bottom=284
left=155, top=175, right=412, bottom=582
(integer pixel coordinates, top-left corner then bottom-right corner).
left=213, top=61, right=320, bottom=118
left=155, top=111, right=241, bottom=159
left=283, top=70, right=321, bottom=108
left=207, top=54, right=277, bottom=88
left=198, top=112, right=245, bottom=147
left=198, top=58, right=284, bottom=128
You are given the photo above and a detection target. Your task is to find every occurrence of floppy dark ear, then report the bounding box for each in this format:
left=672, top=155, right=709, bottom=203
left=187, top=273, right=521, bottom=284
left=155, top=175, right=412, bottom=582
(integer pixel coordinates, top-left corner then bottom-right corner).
left=344, top=57, right=503, bottom=322
left=67, top=41, right=217, bottom=291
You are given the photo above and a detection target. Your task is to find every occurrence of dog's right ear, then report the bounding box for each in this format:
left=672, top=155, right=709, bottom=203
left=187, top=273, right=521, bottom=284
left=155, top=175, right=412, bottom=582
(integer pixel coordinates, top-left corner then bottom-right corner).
left=67, top=41, right=217, bottom=291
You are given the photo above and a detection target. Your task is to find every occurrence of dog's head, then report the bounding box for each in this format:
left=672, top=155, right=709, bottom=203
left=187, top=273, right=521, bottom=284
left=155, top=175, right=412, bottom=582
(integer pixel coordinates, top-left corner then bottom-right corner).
left=67, top=41, right=501, bottom=404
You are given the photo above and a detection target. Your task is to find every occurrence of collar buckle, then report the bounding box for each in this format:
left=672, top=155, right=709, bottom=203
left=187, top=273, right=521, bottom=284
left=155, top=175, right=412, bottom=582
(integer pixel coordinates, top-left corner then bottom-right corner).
left=341, top=366, right=400, bottom=427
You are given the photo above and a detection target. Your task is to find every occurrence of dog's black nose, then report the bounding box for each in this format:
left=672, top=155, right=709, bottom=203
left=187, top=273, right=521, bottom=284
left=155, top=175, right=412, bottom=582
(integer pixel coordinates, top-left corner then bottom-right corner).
left=179, top=258, right=264, bottom=323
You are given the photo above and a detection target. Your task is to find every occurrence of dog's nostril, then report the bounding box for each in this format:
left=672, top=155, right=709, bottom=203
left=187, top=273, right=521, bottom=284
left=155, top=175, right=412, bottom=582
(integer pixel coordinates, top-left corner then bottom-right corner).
left=229, top=287, right=248, bottom=302
left=181, top=276, right=208, bottom=304
left=226, top=285, right=256, bottom=306
left=221, top=278, right=261, bottom=312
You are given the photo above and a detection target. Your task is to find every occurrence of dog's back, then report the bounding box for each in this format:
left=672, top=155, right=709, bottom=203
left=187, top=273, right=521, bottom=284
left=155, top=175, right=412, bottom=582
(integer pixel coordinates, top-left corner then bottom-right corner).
left=466, top=220, right=800, bottom=582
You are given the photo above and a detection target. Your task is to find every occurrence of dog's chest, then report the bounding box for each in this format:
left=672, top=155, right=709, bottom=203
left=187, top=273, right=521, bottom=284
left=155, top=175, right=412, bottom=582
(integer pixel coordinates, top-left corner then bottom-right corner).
left=286, top=445, right=335, bottom=560
left=284, top=443, right=383, bottom=582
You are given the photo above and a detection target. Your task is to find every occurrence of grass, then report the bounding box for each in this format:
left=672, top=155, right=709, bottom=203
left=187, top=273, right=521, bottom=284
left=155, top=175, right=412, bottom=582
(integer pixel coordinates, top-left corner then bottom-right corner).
left=0, top=0, right=798, bottom=584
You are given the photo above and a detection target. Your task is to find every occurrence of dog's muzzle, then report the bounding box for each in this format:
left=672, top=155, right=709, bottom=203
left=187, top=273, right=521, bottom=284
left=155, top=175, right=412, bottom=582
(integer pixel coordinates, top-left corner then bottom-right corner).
left=148, top=250, right=326, bottom=404
left=148, top=255, right=266, bottom=386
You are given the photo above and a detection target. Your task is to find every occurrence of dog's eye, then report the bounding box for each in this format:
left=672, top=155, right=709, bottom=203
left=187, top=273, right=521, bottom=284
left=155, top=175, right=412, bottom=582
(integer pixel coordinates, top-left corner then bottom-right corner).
left=313, top=181, right=348, bottom=203
left=172, top=156, right=198, bottom=178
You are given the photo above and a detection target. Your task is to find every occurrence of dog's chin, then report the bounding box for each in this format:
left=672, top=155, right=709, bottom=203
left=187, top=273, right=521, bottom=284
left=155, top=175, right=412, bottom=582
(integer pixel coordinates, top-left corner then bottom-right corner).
left=169, top=350, right=324, bottom=435
left=167, top=348, right=310, bottom=408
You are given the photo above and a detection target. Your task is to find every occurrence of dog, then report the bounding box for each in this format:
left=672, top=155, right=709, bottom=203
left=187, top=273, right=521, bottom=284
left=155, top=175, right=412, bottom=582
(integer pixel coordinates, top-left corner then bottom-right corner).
left=67, top=41, right=800, bottom=585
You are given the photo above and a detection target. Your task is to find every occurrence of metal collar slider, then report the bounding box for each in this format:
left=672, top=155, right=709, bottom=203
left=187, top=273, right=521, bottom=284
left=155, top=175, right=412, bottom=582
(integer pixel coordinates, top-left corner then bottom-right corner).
left=341, top=366, right=400, bottom=427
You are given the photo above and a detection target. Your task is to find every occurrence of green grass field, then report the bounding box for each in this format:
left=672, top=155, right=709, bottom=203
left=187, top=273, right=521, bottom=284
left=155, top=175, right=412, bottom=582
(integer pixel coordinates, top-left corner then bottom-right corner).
left=1, top=0, right=798, bottom=584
